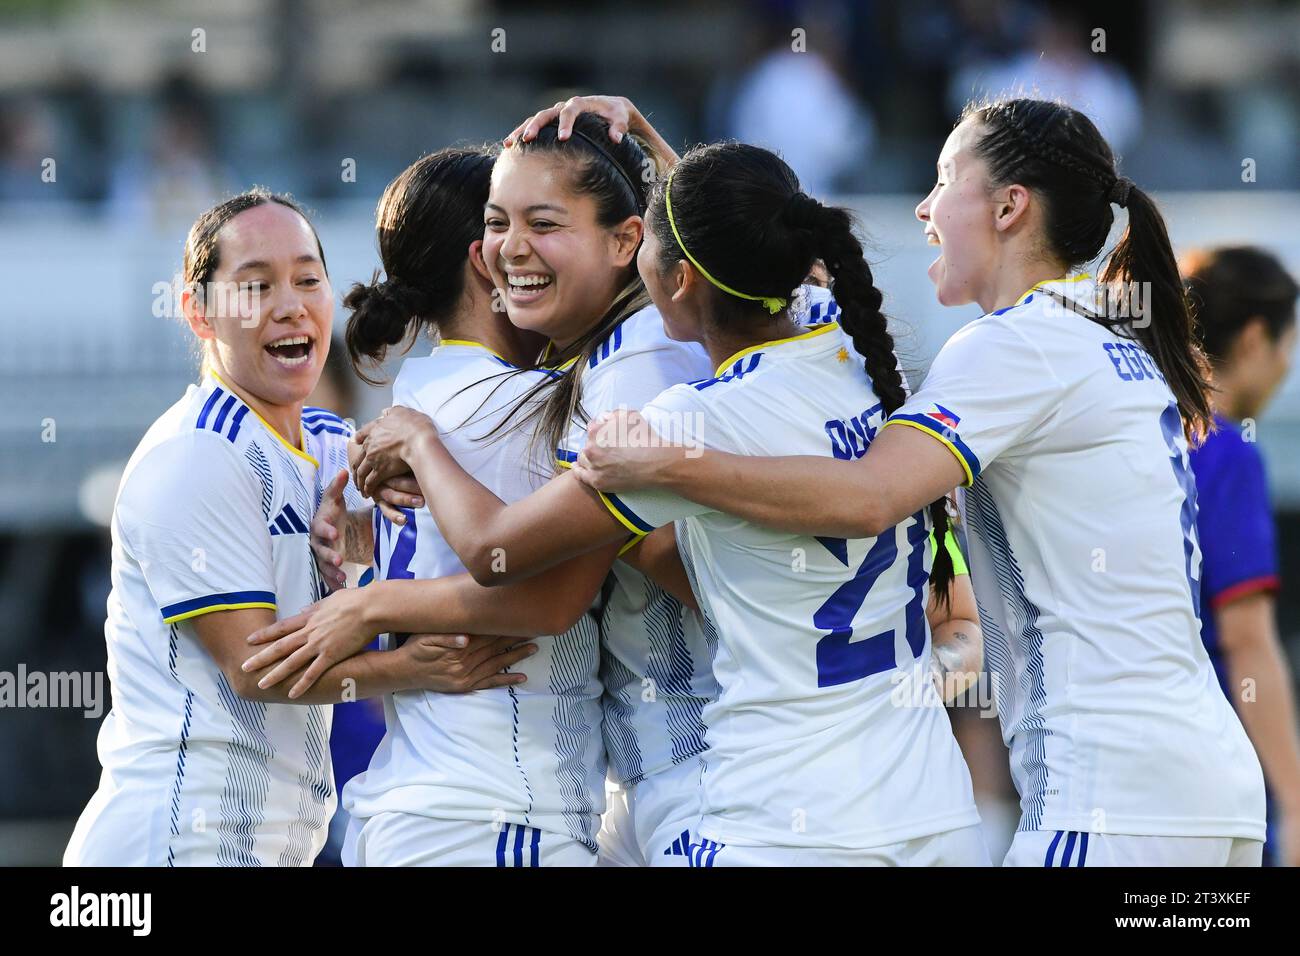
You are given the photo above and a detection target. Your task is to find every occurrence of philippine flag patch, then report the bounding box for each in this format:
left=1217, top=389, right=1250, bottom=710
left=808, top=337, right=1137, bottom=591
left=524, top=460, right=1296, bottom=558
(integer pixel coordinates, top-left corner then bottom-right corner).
left=923, top=404, right=961, bottom=430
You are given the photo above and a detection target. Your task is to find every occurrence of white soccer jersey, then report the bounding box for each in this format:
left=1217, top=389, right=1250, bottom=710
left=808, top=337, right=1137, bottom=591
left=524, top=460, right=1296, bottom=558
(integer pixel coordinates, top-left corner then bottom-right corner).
left=557, top=290, right=838, bottom=787
left=597, top=321, right=981, bottom=849
left=341, top=341, right=607, bottom=853
left=886, top=275, right=1266, bottom=840
left=553, top=304, right=716, bottom=786
left=65, top=371, right=360, bottom=866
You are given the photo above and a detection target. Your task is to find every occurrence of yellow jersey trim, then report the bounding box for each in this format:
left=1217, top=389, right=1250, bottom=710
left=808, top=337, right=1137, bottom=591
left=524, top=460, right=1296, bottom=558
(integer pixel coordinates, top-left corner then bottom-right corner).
left=714, top=322, right=839, bottom=377
left=439, top=338, right=510, bottom=364
left=597, top=491, right=651, bottom=539
left=555, top=456, right=640, bottom=552
left=882, top=418, right=976, bottom=487
left=162, top=601, right=278, bottom=625
left=1016, top=272, right=1093, bottom=306
left=209, top=369, right=319, bottom=468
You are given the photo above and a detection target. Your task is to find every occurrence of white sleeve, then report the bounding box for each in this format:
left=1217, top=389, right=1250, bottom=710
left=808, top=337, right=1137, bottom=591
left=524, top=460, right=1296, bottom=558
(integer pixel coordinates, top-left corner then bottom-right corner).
left=596, top=384, right=741, bottom=537
left=117, top=432, right=277, bottom=625
left=559, top=344, right=710, bottom=464
left=307, top=416, right=365, bottom=511
left=884, top=317, right=1063, bottom=485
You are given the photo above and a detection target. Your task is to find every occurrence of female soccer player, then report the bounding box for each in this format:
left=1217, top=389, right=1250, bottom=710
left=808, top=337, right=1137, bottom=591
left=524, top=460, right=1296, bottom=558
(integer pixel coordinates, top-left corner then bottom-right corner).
left=293, top=141, right=990, bottom=865
left=319, top=146, right=627, bottom=866
left=1182, top=246, right=1300, bottom=866
left=63, top=190, right=532, bottom=867
left=573, top=99, right=1269, bottom=866
left=253, top=105, right=720, bottom=867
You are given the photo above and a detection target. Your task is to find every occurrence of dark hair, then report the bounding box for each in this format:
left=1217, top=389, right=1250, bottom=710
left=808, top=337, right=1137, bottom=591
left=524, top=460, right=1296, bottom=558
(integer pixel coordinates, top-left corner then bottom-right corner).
left=343, top=147, right=496, bottom=384
left=181, top=188, right=326, bottom=372
left=649, top=141, right=955, bottom=605
left=1181, top=246, right=1298, bottom=365
left=506, top=112, right=662, bottom=463
left=182, top=186, right=326, bottom=295
left=961, top=97, right=1213, bottom=441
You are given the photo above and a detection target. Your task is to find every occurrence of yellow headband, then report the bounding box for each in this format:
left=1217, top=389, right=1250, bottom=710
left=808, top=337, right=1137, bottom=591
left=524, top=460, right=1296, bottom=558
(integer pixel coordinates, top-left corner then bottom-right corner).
left=664, top=166, right=787, bottom=315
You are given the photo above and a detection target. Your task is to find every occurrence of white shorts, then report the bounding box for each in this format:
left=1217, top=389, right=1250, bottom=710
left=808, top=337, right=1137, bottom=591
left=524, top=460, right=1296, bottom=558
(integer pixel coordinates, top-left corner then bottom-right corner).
left=1003, top=830, right=1264, bottom=867
left=344, top=812, right=597, bottom=867
left=683, top=823, right=991, bottom=867
left=597, top=755, right=704, bottom=868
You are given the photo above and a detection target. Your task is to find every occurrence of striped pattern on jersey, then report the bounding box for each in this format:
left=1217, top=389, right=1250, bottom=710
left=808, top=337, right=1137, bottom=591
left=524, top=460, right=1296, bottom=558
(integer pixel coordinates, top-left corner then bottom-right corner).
left=687, top=836, right=726, bottom=868
left=1044, top=830, right=1090, bottom=867
left=496, top=823, right=543, bottom=867
left=548, top=612, right=603, bottom=851
left=964, top=477, right=1051, bottom=831
left=196, top=384, right=252, bottom=444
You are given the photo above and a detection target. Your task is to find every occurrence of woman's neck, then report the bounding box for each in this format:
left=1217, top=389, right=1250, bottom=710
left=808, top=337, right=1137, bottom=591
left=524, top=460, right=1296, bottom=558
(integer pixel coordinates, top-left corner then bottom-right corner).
left=438, top=280, right=546, bottom=366
left=982, top=256, right=1069, bottom=314
left=208, top=361, right=303, bottom=450
left=700, top=313, right=806, bottom=373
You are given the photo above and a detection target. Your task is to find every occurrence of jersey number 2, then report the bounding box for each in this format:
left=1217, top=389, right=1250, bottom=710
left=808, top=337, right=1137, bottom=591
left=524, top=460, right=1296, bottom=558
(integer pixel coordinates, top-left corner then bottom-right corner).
left=813, top=511, right=928, bottom=687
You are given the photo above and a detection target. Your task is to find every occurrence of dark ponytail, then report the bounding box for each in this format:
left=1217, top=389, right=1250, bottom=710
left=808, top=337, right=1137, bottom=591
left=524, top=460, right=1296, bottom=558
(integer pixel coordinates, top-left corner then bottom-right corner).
left=964, top=97, right=1212, bottom=441
left=649, top=142, right=955, bottom=605
left=344, top=146, right=496, bottom=385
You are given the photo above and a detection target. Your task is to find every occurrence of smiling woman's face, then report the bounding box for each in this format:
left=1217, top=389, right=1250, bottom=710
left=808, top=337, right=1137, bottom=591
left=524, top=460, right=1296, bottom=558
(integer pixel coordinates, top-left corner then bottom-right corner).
left=915, top=118, right=1001, bottom=309
left=482, top=149, right=640, bottom=350
left=191, top=202, right=333, bottom=407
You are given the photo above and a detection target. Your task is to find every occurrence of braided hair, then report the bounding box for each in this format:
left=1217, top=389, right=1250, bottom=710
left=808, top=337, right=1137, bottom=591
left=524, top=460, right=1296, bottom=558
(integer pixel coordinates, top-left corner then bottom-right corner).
left=963, top=98, right=1212, bottom=441
left=650, top=142, right=956, bottom=605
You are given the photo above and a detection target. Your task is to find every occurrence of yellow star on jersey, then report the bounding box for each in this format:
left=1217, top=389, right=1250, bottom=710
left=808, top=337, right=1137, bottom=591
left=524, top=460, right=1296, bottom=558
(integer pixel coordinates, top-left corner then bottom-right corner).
left=836, top=347, right=850, bottom=363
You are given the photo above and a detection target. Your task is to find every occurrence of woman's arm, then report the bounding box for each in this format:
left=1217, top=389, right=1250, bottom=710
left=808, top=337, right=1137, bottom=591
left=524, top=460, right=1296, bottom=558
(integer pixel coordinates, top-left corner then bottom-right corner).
left=193, top=607, right=533, bottom=703
left=504, top=94, right=680, bottom=167
left=242, top=540, right=622, bottom=696
left=926, top=569, right=983, bottom=704
left=1218, top=592, right=1300, bottom=866
left=620, top=524, right=698, bottom=612
left=354, top=407, right=628, bottom=585
left=573, top=409, right=966, bottom=539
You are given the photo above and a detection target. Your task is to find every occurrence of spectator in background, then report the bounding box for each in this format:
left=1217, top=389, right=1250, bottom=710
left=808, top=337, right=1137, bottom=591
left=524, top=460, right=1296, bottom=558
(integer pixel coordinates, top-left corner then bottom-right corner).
left=0, top=99, right=60, bottom=203
left=1184, top=246, right=1300, bottom=866
left=716, top=2, right=874, bottom=197
left=305, top=339, right=386, bottom=866
left=108, top=73, right=234, bottom=228
left=949, top=5, right=1141, bottom=155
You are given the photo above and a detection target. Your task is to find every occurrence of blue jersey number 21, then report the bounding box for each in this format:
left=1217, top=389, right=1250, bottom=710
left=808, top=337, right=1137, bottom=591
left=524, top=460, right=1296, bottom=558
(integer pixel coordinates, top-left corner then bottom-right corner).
left=813, top=511, right=928, bottom=688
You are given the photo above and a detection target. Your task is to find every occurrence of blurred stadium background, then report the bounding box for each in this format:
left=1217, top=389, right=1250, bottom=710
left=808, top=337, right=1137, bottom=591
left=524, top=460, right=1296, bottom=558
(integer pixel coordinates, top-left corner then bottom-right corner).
left=1, top=0, right=1297, bottom=864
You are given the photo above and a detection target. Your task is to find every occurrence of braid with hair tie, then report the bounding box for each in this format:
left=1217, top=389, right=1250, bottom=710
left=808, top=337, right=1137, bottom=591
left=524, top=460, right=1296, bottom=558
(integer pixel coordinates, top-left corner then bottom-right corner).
left=809, top=199, right=957, bottom=608
left=1108, top=177, right=1134, bottom=208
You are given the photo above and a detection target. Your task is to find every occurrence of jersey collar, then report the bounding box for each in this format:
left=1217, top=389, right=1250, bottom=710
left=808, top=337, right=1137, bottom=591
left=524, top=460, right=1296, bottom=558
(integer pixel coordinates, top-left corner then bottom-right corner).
left=207, top=368, right=319, bottom=467
left=713, top=322, right=839, bottom=377
left=1014, top=272, right=1093, bottom=306
left=439, top=338, right=510, bottom=364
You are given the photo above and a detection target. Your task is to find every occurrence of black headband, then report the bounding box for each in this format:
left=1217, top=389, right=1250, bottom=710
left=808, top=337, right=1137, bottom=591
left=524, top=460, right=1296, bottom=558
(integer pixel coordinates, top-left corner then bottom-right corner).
left=567, top=127, right=644, bottom=210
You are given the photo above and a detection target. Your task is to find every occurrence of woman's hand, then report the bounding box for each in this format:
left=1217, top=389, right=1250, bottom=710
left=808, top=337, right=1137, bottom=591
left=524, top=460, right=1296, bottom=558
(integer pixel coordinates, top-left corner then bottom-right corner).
left=503, top=94, right=679, bottom=166
left=372, top=473, right=424, bottom=526
left=571, top=409, right=686, bottom=493
left=506, top=95, right=636, bottom=146
left=353, top=406, right=438, bottom=500
left=243, top=587, right=379, bottom=697
left=401, top=632, right=537, bottom=694
left=311, top=469, right=351, bottom=591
